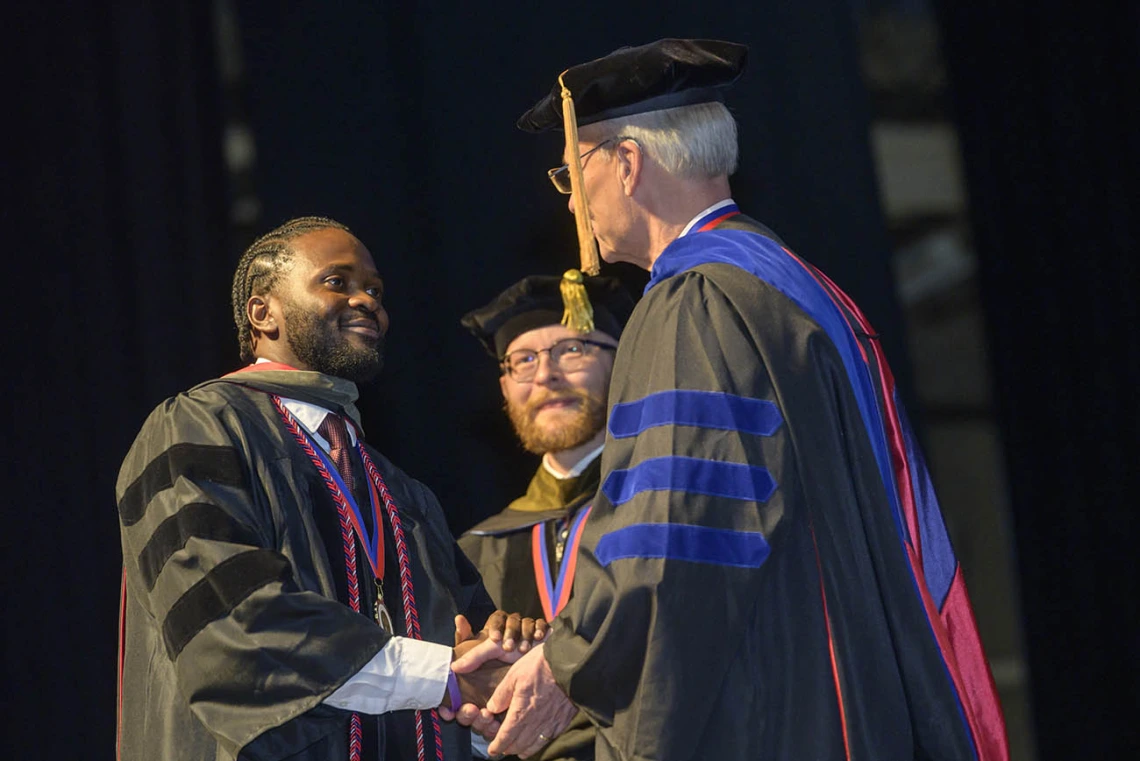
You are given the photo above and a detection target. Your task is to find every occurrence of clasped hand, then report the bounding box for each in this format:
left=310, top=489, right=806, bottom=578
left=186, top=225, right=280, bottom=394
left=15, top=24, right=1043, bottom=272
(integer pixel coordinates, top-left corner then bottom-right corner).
left=444, top=639, right=578, bottom=759
left=441, top=610, right=547, bottom=714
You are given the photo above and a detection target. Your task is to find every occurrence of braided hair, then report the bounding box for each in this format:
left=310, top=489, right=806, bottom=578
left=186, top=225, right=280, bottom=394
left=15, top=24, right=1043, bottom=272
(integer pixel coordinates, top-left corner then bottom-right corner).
left=231, top=215, right=351, bottom=362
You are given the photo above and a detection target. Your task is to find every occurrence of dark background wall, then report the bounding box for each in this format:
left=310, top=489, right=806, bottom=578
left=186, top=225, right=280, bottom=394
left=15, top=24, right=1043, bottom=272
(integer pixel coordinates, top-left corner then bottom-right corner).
left=6, top=1, right=1136, bottom=758
left=232, top=0, right=906, bottom=534
left=936, top=1, right=1139, bottom=757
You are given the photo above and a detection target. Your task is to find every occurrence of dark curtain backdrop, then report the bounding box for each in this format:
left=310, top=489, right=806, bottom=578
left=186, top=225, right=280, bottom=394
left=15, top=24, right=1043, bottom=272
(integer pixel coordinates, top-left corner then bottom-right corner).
left=9, top=2, right=231, bottom=758
left=937, top=1, right=1140, bottom=758
left=23, top=0, right=1126, bottom=758
left=234, top=0, right=908, bottom=536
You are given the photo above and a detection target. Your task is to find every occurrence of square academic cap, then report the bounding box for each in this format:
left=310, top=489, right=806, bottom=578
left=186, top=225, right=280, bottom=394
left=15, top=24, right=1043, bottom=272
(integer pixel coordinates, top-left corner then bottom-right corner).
left=517, top=38, right=748, bottom=134
left=517, top=39, right=747, bottom=276
left=461, top=270, right=635, bottom=359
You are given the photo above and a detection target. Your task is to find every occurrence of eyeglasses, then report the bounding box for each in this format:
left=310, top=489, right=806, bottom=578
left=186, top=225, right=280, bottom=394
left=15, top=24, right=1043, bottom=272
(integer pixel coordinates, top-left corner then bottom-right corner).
left=501, top=337, right=617, bottom=382
left=546, top=137, right=621, bottom=194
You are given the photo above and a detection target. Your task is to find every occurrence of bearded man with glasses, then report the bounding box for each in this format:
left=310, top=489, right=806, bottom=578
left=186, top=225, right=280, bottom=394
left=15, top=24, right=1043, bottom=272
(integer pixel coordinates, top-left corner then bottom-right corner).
left=454, top=271, right=634, bottom=761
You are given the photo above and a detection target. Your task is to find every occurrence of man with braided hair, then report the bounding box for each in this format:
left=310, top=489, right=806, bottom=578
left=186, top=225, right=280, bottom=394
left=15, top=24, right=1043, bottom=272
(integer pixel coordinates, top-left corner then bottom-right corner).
left=116, top=216, right=542, bottom=761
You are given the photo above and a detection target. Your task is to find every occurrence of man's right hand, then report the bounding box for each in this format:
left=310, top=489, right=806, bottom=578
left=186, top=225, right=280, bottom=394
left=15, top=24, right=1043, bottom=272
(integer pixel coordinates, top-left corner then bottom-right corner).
left=453, top=660, right=511, bottom=709
left=449, top=611, right=547, bottom=680
left=485, top=644, right=576, bottom=758
left=439, top=612, right=546, bottom=723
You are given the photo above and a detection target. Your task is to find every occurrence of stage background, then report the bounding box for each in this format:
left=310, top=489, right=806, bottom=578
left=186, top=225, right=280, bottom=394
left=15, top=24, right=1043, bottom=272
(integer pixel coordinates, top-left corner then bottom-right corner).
left=6, top=1, right=1136, bottom=758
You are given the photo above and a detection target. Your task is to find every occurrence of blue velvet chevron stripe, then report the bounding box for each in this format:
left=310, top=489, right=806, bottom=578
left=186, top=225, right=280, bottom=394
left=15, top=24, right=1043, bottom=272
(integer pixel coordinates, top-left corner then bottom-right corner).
left=595, top=522, right=771, bottom=568
left=609, top=390, right=783, bottom=439
left=602, top=456, right=777, bottom=507
left=647, top=229, right=996, bottom=757
left=647, top=230, right=906, bottom=542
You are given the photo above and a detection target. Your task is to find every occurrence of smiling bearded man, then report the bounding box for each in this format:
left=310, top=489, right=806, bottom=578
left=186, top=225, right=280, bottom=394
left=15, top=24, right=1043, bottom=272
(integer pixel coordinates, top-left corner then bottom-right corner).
left=456, top=271, right=634, bottom=761
left=279, top=285, right=385, bottom=382
left=504, top=373, right=607, bottom=457
left=115, top=216, right=540, bottom=761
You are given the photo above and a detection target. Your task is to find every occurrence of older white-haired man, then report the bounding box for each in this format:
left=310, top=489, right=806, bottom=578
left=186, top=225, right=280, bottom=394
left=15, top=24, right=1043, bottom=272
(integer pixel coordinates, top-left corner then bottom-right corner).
left=454, top=39, right=1009, bottom=761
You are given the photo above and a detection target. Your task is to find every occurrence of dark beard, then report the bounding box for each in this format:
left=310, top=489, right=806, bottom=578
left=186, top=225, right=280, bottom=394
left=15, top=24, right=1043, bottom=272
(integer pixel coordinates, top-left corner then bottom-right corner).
left=506, top=386, right=607, bottom=455
left=283, top=303, right=384, bottom=383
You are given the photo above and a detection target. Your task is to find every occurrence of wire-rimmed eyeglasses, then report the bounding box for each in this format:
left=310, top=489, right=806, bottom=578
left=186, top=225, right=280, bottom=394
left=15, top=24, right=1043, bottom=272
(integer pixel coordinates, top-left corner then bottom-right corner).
left=546, top=137, right=627, bottom=194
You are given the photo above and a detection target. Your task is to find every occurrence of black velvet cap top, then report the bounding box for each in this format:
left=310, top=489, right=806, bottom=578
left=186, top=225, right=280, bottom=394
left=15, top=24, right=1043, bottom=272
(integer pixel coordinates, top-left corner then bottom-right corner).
left=461, top=274, right=635, bottom=358
left=517, top=38, right=748, bottom=133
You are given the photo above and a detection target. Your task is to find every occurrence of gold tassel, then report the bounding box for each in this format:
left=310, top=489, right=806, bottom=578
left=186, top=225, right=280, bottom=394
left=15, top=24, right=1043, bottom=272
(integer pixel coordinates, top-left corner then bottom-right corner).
left=560, top=72, right=601, bottom=276
left=560, top=268, right=595, bottom=333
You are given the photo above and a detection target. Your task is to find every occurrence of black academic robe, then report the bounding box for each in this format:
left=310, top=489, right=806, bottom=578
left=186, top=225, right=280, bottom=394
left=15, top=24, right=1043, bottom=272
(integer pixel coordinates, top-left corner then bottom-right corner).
left=543, top=217, right=1008, bottom=761
left=116, top=369, right=496, bottom=761
left=459, top=457, right=600, bottom=761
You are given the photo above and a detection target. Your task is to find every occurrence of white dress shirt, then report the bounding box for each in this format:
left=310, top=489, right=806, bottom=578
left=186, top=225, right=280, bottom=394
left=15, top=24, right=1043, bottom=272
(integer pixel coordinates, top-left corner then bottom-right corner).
left=542, top=443, right=605, bottom=480
left=678, top=197, right=737, bottom=238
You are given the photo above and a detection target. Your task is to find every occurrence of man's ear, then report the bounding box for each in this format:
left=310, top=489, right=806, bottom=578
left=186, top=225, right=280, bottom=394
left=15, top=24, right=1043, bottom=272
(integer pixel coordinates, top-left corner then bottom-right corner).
left=247, top=295, right=279, bottom=340
left=499, top=373, right=511, bottom=400
left=616, top=139, right=643, bottom=197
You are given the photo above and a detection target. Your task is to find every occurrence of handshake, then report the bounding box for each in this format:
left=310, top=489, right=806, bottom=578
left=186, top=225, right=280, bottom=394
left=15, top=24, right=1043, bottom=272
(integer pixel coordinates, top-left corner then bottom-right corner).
left=438, top=611, right=578, bottom=759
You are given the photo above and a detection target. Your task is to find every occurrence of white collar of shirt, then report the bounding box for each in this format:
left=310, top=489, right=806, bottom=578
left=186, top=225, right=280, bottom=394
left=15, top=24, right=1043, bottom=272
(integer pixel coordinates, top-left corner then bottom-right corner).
left=254, top=358, right=358, bottom=449
left=678, top=197, right=737, bottom=238
left=542, top=442, right=605, bottom=480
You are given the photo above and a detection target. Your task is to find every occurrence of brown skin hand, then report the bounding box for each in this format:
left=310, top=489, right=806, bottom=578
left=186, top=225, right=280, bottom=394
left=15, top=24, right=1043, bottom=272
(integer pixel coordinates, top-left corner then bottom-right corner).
left=441, top=611, right=549, bottom=712
left=454, top=661, right=513, bottom=709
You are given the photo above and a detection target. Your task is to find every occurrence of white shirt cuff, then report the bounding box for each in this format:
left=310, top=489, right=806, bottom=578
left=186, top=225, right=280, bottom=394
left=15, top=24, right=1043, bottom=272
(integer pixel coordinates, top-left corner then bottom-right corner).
left=471, top=732, right=492, bottom=758
left=323, top=637, right=452, bottom=714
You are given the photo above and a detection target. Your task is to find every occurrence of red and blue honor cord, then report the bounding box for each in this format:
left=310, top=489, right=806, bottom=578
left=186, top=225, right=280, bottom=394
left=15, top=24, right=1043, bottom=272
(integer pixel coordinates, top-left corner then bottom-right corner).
left=532, top=505, right=594, bottom=620
left=271, top=396, right=444, bottom=761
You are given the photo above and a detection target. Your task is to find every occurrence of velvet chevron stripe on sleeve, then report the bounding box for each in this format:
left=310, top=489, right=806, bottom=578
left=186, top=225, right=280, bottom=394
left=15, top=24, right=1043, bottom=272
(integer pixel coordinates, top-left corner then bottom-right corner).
left=595, top=523, right=771, bottom=568
left=609, top=389, right=784, bottom=438
left=648, top=228, right=1009, bottom=761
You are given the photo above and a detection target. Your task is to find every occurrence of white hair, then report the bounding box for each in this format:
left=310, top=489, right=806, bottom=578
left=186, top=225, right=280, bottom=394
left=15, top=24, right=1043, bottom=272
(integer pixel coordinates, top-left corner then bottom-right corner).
left=594, top=101, right=739, bottom=179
